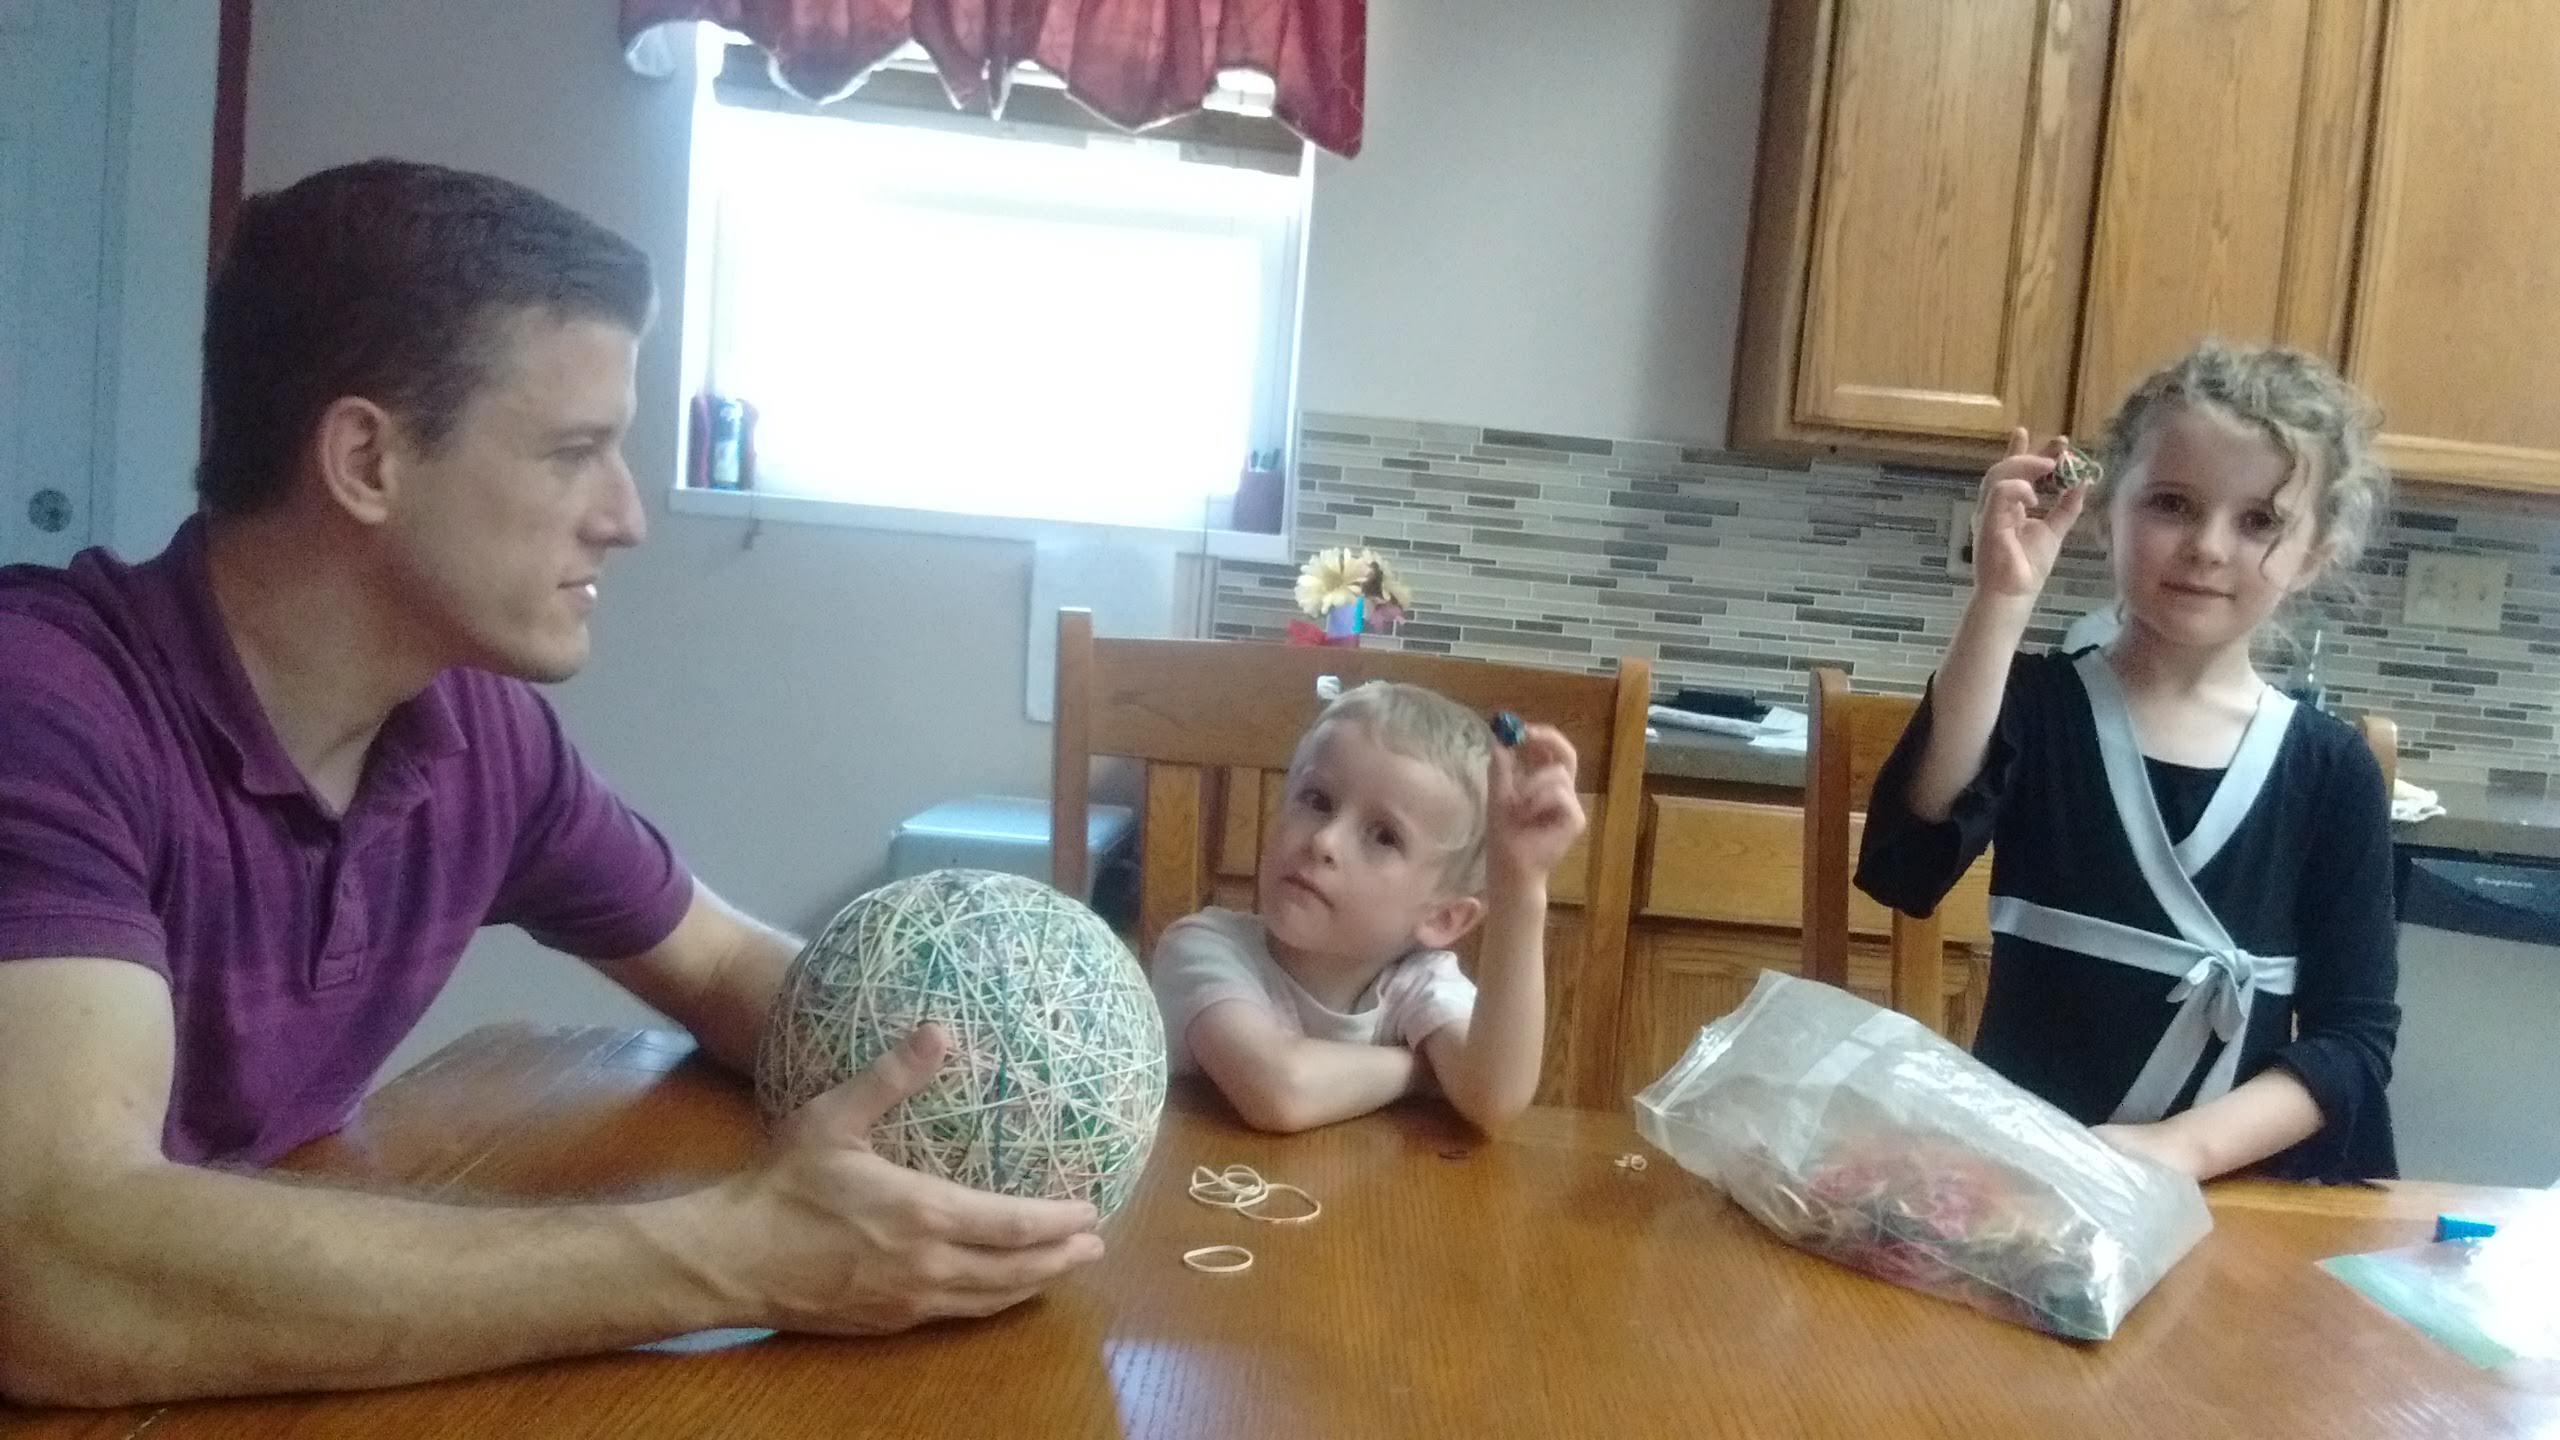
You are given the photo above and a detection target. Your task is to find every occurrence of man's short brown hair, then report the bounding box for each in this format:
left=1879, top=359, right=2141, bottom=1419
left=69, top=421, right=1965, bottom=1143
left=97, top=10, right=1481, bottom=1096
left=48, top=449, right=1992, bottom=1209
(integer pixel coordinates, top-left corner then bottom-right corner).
left=198, top=159, right=655, bottom=516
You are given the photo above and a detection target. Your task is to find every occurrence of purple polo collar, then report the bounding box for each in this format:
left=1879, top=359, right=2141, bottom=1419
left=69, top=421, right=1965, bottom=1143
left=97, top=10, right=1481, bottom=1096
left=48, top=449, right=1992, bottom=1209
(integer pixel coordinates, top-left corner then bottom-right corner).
left=136, top=516, right=468, bottom=811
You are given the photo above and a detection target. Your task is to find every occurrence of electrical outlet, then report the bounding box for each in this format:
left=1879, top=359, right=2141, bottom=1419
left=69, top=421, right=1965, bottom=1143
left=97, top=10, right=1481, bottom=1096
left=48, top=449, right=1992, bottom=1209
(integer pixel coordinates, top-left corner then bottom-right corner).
left=2404, top=551, right=2508, bottom=632
left=1946, top=498, right=1978, bottom=578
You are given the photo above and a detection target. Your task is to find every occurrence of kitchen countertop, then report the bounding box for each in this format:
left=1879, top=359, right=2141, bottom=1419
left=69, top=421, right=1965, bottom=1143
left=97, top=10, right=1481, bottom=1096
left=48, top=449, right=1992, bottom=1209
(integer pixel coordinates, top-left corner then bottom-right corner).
left=1644, top=728, right=2560, bottom=863
left=2396, top=780, right=2560, bottom=863
left=1644, top=726, right=1809, bottom=790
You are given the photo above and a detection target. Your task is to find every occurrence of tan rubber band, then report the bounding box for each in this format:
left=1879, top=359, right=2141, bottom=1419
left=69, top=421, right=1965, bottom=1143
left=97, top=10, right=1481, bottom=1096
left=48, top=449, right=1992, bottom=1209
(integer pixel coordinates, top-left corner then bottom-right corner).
left=1188, top=1164, right=1322, bottom=1224
left=1182, top=1244, right=1254, bottom=1274
left=1239, top=1181, right=1322, bottom=1223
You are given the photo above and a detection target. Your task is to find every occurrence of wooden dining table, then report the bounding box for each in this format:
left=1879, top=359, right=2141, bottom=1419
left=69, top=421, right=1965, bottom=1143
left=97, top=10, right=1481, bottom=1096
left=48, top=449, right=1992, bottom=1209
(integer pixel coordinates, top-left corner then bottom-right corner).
left=14, top=1023, right=2558, bottom=1439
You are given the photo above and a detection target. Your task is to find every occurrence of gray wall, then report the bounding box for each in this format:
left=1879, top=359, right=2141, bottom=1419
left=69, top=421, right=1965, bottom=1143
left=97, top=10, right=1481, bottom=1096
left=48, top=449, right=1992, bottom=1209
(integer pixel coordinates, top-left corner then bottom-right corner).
left=1298, top=0, right=1768, bottom=445
left=234, top=0, right=1774, bottom=1073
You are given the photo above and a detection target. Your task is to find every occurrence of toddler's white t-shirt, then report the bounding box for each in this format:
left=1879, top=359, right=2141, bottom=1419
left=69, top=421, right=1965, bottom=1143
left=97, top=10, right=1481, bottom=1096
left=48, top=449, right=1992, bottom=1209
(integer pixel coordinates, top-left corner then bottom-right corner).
left=1150, top=907, right=1476, bottom=1075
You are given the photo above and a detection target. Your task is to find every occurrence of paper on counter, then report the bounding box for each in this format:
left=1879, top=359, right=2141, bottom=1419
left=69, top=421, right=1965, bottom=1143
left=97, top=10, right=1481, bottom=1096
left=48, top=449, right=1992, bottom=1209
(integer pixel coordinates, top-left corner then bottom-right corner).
left=1649, top=704, right=1809, bottom=741
left=2393, top=778, right=2446, bottom=824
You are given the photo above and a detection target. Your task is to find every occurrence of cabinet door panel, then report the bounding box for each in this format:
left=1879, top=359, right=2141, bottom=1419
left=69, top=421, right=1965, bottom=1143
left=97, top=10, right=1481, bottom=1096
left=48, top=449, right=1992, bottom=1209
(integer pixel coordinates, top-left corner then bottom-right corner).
left=2073, top=0, right=2381, bottom=434
left=1620, top=926, right=1989, bottom=1098
left=1792, top=0, right=2110, bottom=440
left=2347, top=2, right=2560, bottom=490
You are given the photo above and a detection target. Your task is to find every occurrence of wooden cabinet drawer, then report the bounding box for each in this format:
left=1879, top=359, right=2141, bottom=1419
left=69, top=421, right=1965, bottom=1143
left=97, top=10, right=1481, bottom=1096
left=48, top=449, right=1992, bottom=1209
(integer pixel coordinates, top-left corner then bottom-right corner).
left=1620, top=924, right=1990, bottom=1096
left=1643, top=795, right=1989, bottom=944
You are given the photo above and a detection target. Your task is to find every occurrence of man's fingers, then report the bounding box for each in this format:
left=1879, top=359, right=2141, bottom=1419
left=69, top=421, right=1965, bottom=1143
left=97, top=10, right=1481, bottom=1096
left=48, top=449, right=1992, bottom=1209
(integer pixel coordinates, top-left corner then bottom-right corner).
left=940, top=1231, right=1107, bottom=1293
left=929, top=1180, right=1102, bottom=1248
left=2008, top=425, right=2032, bottom=457
left=788, top=1024, right=951, bottom=1144
left=933, top=1283, right=1050, bottom=1321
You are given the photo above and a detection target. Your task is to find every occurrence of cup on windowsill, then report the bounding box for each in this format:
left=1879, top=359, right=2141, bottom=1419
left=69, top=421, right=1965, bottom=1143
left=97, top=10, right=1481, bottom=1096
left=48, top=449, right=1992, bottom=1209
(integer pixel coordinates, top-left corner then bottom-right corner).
left=1233, top=466, right=1284, bottom=534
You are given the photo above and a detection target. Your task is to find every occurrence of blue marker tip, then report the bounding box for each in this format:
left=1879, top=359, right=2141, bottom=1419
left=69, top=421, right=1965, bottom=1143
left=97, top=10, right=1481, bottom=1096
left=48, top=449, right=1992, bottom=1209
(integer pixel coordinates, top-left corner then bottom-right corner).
left=2434, top=1214, right=2499, bottom=1242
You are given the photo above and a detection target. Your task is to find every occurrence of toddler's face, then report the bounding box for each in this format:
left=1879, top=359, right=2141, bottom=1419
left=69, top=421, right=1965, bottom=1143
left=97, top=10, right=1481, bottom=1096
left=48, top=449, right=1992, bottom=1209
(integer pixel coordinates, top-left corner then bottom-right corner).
left=2108, top=405, right=2326, bottom=652
left=1257, top=721, right=1479, bottom=976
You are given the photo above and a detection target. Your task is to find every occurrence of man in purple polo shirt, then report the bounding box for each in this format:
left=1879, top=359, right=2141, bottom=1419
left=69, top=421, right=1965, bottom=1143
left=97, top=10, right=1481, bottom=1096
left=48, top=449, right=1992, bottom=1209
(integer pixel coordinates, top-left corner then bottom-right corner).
left=0, top=160, right=1102, bottom=1408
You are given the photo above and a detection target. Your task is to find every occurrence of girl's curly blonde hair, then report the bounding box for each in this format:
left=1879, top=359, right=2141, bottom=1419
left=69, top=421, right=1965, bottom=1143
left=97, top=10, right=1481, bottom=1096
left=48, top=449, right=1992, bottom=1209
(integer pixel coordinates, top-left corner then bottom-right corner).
left=2094, top=340, right=2390, bottom=576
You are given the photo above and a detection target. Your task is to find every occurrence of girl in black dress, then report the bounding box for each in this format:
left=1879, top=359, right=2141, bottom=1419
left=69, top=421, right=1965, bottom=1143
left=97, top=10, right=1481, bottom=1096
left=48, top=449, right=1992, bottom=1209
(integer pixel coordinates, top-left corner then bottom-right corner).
left=1857, top=343, right=2399, bottom=1182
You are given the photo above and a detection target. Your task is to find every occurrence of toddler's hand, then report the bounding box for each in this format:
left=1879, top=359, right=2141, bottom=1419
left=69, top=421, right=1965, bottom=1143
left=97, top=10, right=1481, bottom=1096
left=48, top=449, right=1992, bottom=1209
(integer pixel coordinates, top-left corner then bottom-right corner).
left=1973, top=427, right=2088, bottom=602
left=1486, top=725, right=1585, bottom=892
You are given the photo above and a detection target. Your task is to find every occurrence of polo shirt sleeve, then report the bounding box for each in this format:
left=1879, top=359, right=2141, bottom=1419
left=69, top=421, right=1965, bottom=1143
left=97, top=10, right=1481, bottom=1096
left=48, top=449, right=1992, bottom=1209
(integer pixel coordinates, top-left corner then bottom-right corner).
left=485, top=683, right=695, bottom=961
left=0, top=618, right=169, bottom=975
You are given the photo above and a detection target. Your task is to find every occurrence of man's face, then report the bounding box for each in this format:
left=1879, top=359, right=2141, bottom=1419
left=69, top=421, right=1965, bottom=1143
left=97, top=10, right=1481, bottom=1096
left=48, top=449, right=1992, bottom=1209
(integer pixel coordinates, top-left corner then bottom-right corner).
left=379, top=312, right=645, bottom=683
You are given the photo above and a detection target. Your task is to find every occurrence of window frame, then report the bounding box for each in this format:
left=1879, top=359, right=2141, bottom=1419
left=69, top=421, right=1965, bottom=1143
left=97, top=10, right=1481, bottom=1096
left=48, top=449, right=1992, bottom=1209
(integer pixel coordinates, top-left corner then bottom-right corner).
left=669, top=37, right=1306, bottom=561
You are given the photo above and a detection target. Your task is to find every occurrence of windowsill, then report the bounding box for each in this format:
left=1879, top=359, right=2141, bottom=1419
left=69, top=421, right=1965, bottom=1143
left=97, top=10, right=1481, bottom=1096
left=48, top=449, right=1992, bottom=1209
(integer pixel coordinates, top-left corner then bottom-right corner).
left=665, top=485, right=1293, bottom=562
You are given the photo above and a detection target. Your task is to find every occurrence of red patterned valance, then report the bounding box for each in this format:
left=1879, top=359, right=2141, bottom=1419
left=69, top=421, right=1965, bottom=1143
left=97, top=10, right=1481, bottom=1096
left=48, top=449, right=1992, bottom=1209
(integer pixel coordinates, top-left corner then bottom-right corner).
left=622, top=0, right=1364, bottom=156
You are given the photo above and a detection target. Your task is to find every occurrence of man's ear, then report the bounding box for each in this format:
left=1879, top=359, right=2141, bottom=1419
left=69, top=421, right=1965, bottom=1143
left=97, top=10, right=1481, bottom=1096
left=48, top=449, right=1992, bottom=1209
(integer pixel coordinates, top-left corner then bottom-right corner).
left=1414, top=893, right=1485, bottom=951
left=309, top=396, right=403, bottom=526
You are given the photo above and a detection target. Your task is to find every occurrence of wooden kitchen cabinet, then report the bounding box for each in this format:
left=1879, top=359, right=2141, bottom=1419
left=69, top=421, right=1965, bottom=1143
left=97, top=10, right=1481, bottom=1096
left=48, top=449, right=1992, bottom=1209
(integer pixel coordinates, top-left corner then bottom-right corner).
left=1619, top=793, right=1990, bottom=1097
left=1620, top=925, right=1990, bottom=1099
left=1735, top=0, right=2560, bottom=493
left=1645, top=795, right=1991, bottom=940
left=2071, top=0, right=2381, bottom=436
left=1731, top=0, right=2115, bottom=464
left=2343, top=2, right=2560, bottom=491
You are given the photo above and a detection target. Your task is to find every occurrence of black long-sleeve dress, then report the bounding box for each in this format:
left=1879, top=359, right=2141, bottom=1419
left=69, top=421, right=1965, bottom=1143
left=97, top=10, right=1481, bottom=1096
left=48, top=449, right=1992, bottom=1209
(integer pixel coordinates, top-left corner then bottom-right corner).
left=1855, top=648, right=2399, bottom=1181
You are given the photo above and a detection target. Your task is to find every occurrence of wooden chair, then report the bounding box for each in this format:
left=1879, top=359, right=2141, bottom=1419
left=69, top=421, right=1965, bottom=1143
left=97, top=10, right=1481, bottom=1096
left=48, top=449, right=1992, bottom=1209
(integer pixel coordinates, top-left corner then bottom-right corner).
left=1802, top=666, right=2402, bottom=1035
left=2360, top=714, right=2398, bottom=795
left=1802, top=669, right=1953, bottom=1032
left=1050, top=608, right=1652, bottom=1110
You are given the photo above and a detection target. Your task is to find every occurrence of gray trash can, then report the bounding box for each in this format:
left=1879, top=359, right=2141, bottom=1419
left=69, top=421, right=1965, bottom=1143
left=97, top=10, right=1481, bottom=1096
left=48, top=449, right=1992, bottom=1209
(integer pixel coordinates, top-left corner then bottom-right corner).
left=888, top=795, right=1139, bottom=930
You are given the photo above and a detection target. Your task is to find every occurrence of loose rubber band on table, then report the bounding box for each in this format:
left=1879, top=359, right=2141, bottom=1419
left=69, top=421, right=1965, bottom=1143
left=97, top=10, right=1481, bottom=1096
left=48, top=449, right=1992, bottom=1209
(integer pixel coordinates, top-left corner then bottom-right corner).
left=1188, top=1164, right=1322, bottom=1223
left=1180, top=1164, right=1322, bottom=1275
left=1182, top=1244, right=1255, bottom=1274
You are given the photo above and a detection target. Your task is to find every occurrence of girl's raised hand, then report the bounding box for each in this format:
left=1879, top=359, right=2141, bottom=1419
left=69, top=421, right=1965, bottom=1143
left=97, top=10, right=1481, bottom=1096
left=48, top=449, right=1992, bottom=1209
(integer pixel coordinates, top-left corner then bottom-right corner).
left=1972, top=427, right=2089, bottom=602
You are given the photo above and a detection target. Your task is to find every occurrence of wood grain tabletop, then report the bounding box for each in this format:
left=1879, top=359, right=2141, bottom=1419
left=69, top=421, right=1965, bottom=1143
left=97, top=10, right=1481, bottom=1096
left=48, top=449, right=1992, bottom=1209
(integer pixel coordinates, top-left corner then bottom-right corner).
left=13, top=1023, right=2556, bottom=1439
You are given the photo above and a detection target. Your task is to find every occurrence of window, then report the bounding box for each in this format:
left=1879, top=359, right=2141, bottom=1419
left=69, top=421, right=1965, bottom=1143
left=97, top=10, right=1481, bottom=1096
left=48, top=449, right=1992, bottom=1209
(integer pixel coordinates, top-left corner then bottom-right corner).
left=685, top=50, right=1309, bottom=542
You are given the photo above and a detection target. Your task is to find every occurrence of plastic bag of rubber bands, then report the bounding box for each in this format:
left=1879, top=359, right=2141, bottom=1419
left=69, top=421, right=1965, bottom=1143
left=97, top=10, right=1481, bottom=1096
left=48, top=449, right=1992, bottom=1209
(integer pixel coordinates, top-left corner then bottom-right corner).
left=1634, top=971, right=2211, bottom=1340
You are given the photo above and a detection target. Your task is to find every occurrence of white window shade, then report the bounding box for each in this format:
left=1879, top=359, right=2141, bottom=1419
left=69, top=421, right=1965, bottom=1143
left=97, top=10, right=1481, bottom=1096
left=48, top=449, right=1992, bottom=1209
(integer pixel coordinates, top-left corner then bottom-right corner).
left=700, top=102, right=1305, bottom=533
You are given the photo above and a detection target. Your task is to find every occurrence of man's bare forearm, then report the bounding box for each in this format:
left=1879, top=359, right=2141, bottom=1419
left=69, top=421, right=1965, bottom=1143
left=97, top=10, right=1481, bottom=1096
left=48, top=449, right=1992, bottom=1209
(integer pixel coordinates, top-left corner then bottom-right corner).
left=684, top=921, right=797, bottom=1075
left=0, top=1159, right=742, bottom=1407
left=594, top=885, right=799, bottom=1077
